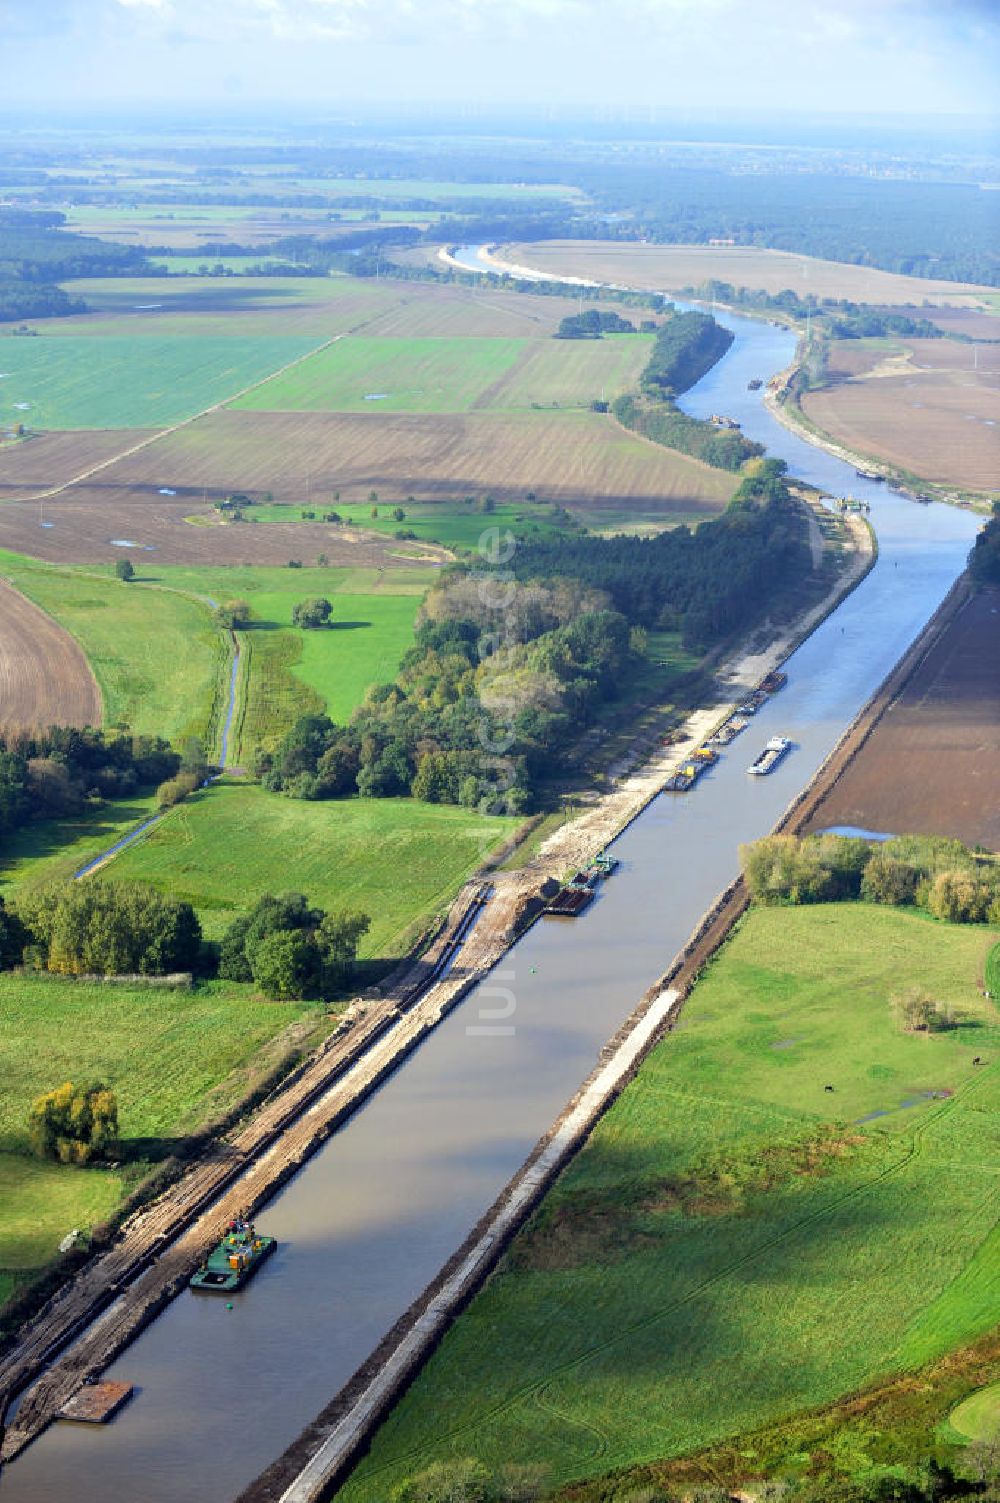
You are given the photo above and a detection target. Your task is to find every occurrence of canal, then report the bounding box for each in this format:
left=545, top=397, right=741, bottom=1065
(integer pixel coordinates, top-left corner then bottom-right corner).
left=4, top=265, right=981, bottom=1503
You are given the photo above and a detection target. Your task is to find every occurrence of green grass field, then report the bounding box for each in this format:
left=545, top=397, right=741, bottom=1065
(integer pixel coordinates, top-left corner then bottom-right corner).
left=340, top=903, right=1000, bottom=1501
left=230, top=337, right=527, bottom=414
left=0, top=794, right=160, bottom=895
left=245, top=500, right=572, bottom=552
left=0, top=971, right=316, bottom=1290
left=0, top=553, right=227, bottom=747
left=0, top=333, right=322, bottom=428
left=102, top=781, right=518, bottom=951
left=153, top=564, right=430, bottom=754
left=946, top=1381, right=1000, bottom=1444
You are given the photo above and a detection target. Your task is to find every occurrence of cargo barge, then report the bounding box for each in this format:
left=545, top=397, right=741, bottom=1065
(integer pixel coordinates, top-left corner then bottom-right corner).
left=747, top=736, right=793, bottom=776
left=190, top=1217, right=275, bottom=1293
left=707, top=714, right=750, bottom=747
left=663, top=746, right=718, bottom=793
left=545, top=852, right=618, bottom=917
left=546, top=871, right=596, bottom=917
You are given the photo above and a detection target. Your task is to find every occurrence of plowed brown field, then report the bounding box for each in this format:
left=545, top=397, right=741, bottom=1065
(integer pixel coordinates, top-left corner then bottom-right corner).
left=806, top=586, right=1000, bottom=850
left=0, top=495, right=444, bottom=567
left=802, top=370, right=999, bottom=491
left=0, top=430, right=161, bottom=501
left=58, top=408, right=733, bottom=515
left=0, top=578, right=101, bottom=729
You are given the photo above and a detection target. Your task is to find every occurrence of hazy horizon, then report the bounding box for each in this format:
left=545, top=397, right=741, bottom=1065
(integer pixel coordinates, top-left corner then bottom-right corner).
left=4, top=0, right=998, bottom=122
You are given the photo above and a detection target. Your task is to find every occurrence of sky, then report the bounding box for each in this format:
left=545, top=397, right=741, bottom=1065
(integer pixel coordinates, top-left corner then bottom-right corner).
left=2, top=0, right=998, bottom=118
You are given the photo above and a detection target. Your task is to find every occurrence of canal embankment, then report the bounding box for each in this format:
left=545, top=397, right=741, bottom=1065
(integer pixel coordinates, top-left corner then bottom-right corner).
left=237, top=559, right=976, bottom=1503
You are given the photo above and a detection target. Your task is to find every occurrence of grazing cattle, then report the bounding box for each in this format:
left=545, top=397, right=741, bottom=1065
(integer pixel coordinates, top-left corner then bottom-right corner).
left=824, top=1084, right=835, bottom=1092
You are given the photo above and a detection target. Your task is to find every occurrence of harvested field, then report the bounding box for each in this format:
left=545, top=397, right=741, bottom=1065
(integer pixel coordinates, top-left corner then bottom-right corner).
left=0, top=496, right=444, bottom=567
left=0, top=578, right=101, bottom=730
left=53, top=276, right=588, bottom=342
left=504, top=241, right=994, bottom=306
left=54, top=275, right=401, bottom=338
left=0, top=430, right=159, bottom=501
left=802, top=367, right=999, bottom=492
left=927, top=308, right=1000, bottom=340
left=60, top=408, right=734, bottom=516
left=806, top=586, right=1000, bottom=850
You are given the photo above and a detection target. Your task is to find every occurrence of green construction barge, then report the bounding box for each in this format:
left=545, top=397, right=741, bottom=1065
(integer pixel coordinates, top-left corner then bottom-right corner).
left=190, top=1217, right=275, bottom=1293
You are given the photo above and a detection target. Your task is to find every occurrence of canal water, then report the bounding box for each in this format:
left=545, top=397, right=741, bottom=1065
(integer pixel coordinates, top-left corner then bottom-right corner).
left=4, top=263, right=981, bottom=1503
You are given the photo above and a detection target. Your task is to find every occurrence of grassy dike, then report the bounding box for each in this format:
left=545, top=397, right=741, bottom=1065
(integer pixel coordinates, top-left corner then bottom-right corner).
left=338, top=905, right=1000, bottom=1500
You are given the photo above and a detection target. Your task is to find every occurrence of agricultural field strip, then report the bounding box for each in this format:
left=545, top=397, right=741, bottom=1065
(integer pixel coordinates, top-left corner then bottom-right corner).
left=9, top=282, right=420, bottom=503
left=0, top=555, right=234, bottom=753
left=0, top=577, right=101, bottom=731
left=6, top=335, right=343, bottom=502
left=501, top=241, right=997, bottom=307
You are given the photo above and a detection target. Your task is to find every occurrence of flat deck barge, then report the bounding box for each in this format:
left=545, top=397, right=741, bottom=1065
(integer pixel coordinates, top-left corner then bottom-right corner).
left=58, top=1381, right=133, bottom=1425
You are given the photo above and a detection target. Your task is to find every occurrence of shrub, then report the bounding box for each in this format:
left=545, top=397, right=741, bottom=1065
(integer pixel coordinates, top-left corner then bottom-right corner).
left=29, top=1082, right=119, bottom=1164
left=861, top=849, right=919, bottom=905
left=926, top=870, right=992, bottom=924
left=213, top=599, right=252, bottom=630
left=156, top=769, right=202, bottom=807
left=114, top=558, right=135, bottom=582
left=893, top=986, right=956, bottom=1033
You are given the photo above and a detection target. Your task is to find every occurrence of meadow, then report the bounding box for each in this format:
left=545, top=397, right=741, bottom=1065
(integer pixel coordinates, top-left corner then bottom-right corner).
left=0, top=552, right=226, bottom=748
left=247, top=499, right=574, bottom=551
left=0, top=972, right=318, bottom=1301
left=0, top=332, right=321, bottom=429
left=230, top=336, right=528, bottom=414
left=153, top=563, right=432, bottom=753
left=101, top=781, right=520, bottom=951
left=340, top=903, right=1000, bottom=1500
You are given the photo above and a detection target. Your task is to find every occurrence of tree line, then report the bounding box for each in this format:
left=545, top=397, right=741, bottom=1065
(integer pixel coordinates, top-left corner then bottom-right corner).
left=684, top=280, right=948, bottom=341
left=256, top=462, right=807, bottom=813
left=742, top=832, right=1000, bottom=924
left=970, top=506, right=1000, bottom=587
left=554, top=309, right=639, bottom=339
left=0, top=209, right=151, bottom=323
left=509, top=461, right=806, bottom=647
left=0, top=879, right=369, bottom=1000
left=0, top=726, right=180, bottom=837
left=611, top=309, right=764, bottom=472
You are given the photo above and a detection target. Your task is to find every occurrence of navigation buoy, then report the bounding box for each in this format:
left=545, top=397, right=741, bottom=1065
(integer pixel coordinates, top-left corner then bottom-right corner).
left=226, top=1302, right=234, bottom=1310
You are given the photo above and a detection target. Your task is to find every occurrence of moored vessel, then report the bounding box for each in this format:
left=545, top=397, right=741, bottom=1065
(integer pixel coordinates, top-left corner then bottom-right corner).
left=190, top=1217, right=275, bottom=1293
